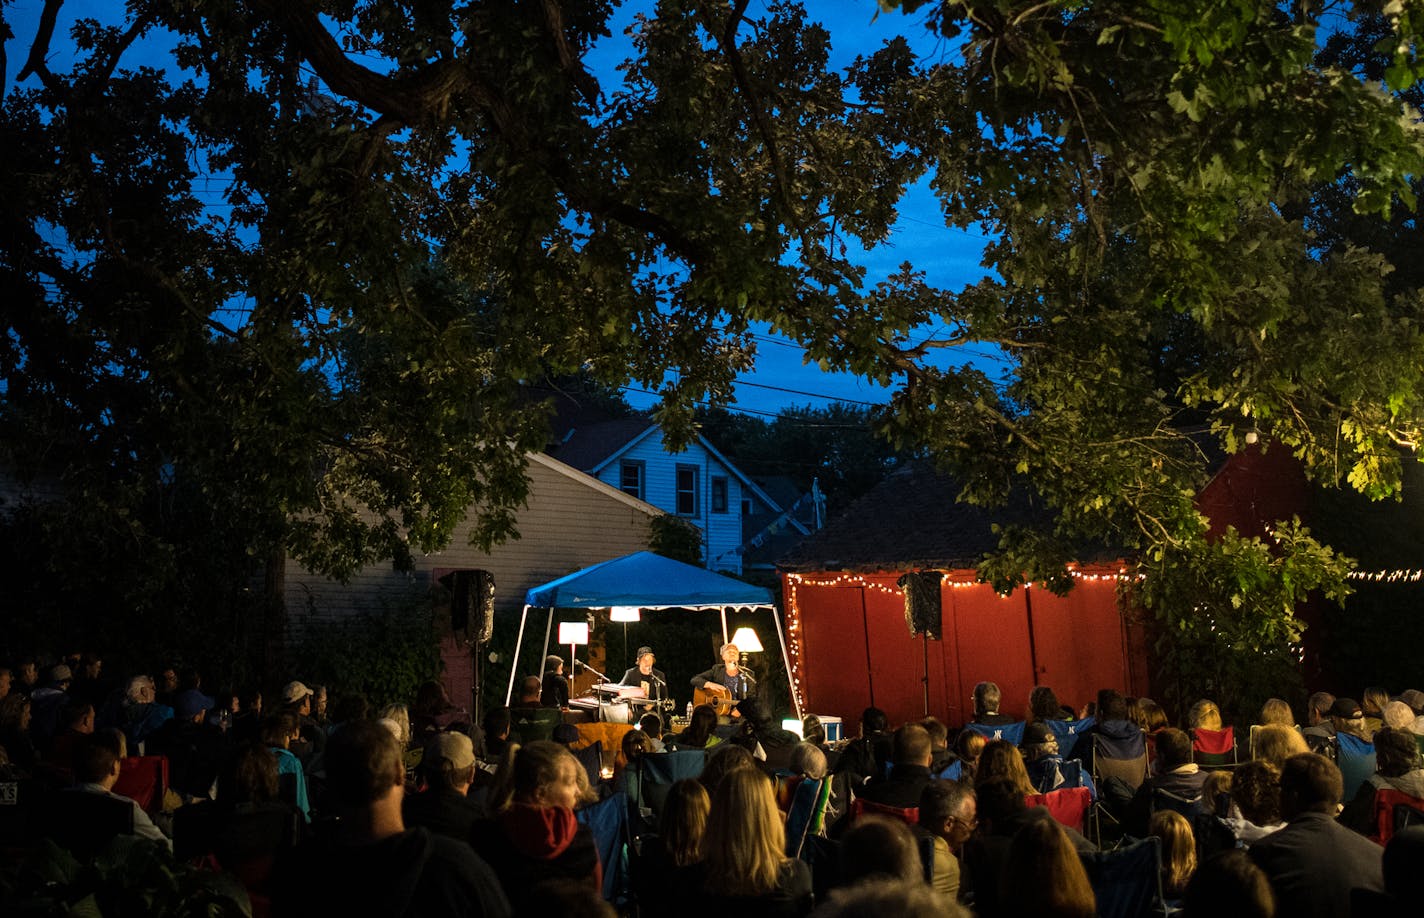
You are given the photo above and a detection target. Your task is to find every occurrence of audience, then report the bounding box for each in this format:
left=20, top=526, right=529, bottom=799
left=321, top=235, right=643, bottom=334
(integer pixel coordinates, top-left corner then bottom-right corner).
left=997, top=817, right=1096, bottom=918
left=916, top=780, right=975, bottom=901
left=1340, top=726, right=1424, bottom=834
left=1150, top=809, right=1197, bottom=900
left=971, top=681, right=1016, bottom=726
left=1183, top=850, right=1275, bottom=918
left=696, top=768, right=812, bottom=917
left=635, top=778, right=709, bottom=917
left=403, top=732, right=486, bottom=840
left=67, top=729, right=172, bottom=850
left=858, top=724, right=934, bottom=808
left=1252, top=722, right=1309, bottom=767
left=838, top=814, right=922, bottom=886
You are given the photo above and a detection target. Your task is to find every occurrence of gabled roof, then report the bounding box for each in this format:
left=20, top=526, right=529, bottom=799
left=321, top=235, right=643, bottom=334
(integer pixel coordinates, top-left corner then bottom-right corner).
left=778, top=460, right=1116, bottom=573
left=524, top=550, right=775, bottom=610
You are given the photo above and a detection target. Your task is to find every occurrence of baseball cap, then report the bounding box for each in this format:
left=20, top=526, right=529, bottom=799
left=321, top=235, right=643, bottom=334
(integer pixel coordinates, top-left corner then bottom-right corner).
left=636, top=646, right=654, bottom=659
left=282, top=681, right=314, bottom=704
left=429, top=732, right=476, bottom=770
left=1330, top=697, right=1364, bottom=719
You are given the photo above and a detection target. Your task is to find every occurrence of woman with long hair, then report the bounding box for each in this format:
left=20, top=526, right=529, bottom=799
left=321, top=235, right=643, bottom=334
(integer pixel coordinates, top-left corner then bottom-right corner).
left=635, top=779, right=710, bottom=916
left=998, top=817, right=1096, bottom=918
left=675, top=704, right=721, bottom=750
left=1251, top=724, right=1307, bottom=768
left=976, top=739, right=1037, bottom=797
left=1029, top=685, right=1064, bottom=723
left=695, top=768, right=812, bottom=917
left=1151, top=809, right=1198, bottom=899
left=954, top=730, right=987, bottom=783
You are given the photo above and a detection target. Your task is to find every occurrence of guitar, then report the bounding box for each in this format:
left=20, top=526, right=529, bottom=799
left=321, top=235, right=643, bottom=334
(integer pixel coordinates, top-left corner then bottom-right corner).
left=693, top=686, right=741, bottom=717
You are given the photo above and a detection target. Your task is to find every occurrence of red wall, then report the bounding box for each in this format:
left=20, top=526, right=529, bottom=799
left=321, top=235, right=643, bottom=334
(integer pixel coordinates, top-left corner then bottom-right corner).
left=785, top=573, right=1148, bottom=728
left=1197, top=446, right=1308, bottom=539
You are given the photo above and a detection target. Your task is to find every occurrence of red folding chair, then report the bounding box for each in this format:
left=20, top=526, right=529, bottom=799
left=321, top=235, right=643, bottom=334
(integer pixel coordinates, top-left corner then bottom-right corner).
left=848, top=797, right=919, bottom=825
left=113, top=755, right=168, bottom=813
left=1027, top=786, right=1093, bottom=832
left=1372, top=787, right=1424, bottom=845
left=1191, top=726, right=1237, bottom=768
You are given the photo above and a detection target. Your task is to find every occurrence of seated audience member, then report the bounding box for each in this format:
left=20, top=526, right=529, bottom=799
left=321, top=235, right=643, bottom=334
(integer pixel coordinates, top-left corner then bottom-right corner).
left=1188, top=699, right=1224, bottom=732
left=273, top=721, right=509, bottom=917
left=14, top=658, right=39, bottom=698
left=1022, top=722, right=1097, bottom=799
left=736, top=697, right=800, bottom=763
left=974, top=739, right=1037, bottom=800
left=1252, top=723, right=1309, bottom=767
left=541, top=657, right=570, bottom=709
left=1364, top=687, right=1391, bottom=737
left=814, top=877, right=967, bottom=918
left=150, top=687, right=226, bottom=799
left=29, top=664, right=73, bottom=744
left=635, top=778, right=709, bottom=917
left=859, top=723, right=935, bottom=808
left=672, top=704, right=721, bottom=750
left=1383, top=700, right=1416, bottom=732
left=0, top=666, right=12, bottom=703
left=67, top=729, right=171, bottom=850
left=916, top=780, right=976, bottom=901
left=997, top=817, right=1096, bottom=918
left=1258, top=698, right=1295, bottom=728
left=920, top=717, right=955, bottom=774
left=971, top=681, right=1016, bottom=726
left=404, top=732, right=486, bottom=840
left=1248, top=753, right=1385, bottom=918
left=1028, top=685, right=1064, bottom=723
left=470, top=741, right=601, bottom=912
left=833, top=707, right=893, bottom=787
left=638, top=712, right=666, bottom=752
left=517, top=675, right=544, bottom=706
left=839, top=814, right=923, bottom=886
left=1075, top=689, right=1142, bottom=772
left=378, top=702, right=420, bottom=771
left=699, top=742, right=757, bottom=795
left=263, top=712, right=311, bottom=821
left=202, top=743, right=303, bottom=889
left=962, top=777, right=1096, bottom=915
left=412, top=680, right=469, bottom=738
left=230, top=687, right=265, bottom=743
left=618, top=728, right=655, bottom=788
left=1128, top=727, right=1208, bottom=835
left=1300, top=691, right=1337, bottom=753
left=1137, top=697, right=1169, bottom=734
left=1332, top=697, right=1371, bottom=742
left=1151, top=809, right=1198, bottom=900
left=480, top=706, right=512, bottom=761
left=0, top=694, right=38, bottom=772
left=1183, top=850, right=1276, bottom=918
left=1222, top=760, right=1285, bottom=846
left=68, top=652, right=106, bottom=709
left=692, top=768, right=813, bottom=918
left=280, top=680, right=324, bottom=763
left=1352, top=825, right=1424, bottom=918
left=1341, top=726, right=1424, bottom=835
left=954, top=729, right=986, bottom=783
left=118, top=674, right=173, bottom=750
left=48, top=700, right=96, bottom=771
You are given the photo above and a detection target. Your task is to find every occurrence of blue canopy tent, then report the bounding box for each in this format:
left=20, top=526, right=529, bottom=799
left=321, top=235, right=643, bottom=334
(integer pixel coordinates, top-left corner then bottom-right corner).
left=507, top=551, right=800, bottom=717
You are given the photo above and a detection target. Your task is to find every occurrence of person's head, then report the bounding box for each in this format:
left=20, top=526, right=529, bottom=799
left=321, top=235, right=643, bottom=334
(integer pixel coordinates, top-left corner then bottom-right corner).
left=1150, top=809, right=1198, bottom=896
left=1364, top=687, right=1391, bottom=716
left=61, top=701, right=95, bottom=735
left=219, top=741, right=280, bottom=805
left=920, top=717, right=948, bottom=750
left=125, top=674, right=155, bottom=705
left=1098, top=689, right=1128, bottom=722
left=1374, top=726, right=1421, bottom=778
left=0, top=694, right=32, bottom=731
left=424, top=732, right=478, bottom=793
left=325, top=719, right=405, bottom=810
left=376, top=703, right=411, bottom=747
left=1138, top=698, right=1169, bottom=732
left=519, top=675, right=543, bottom=702
left=700, top=742, right=756, bottom=795
left=638, top=712, right=662, bottom=739
left=73, top=729, right=124, bottom=786
left=999, top=816, right=1096, bottom=918
left=482, top=705, right=512, bottom=742
left=622, top=727, right=654, bottom=763
left=77, top=652, right=101, bottom=680
left=1306, top=691, right=1335, bottom=726
left=0, top=668, right=11, bottom=699
left=685, top=704, right=718, bottom=745
left=281, top=680, right=314, bottom=715
left=703, top=767, right=784, bottom=896
left=311, top=685, right=328, bottom=717
left=860, top=707, right=889, bottom=737
left=1258, top=697, right=1294, bottom=726
left=413, top=680, right=450, bottom=716
left=1022, top=721, right=1059, bottom=762
left=1029, top=685, right=1061, bottom=722
left=975, top=777, right=1029, bottom=831
left=1156, top=728, right=1194, bottom=771
left=954, top=729, right=987, bottom=771
left=544, top=655, right=564, bottom=676
left=1278, top=753, right=1343, bottom=819
left=973, top=681, right=1002, bottom=716
left=977, top=739, right=1036, bottom=795
left=918, top=779, right=976, bottom=848
left=814, top=877, right=970, bottom=918
left=494, top=740, right=588, bottom=811
left=1329, top=697, right=1367, bottom=737
left=892, top=723, right=933, bottom=767
left=158, top=666, right=179, bottom=693
left=636, top=647, right=656, bottom=673
left=659, top=779, right=710, bottom=868
left=16, top=660, right=38, bottom=686
left=735, top=696, right=772, bottom=727
left=720, top=643, right=739, bottom=665
left=261, top=711, right=301, bottom=749
left=1231, top=760, right=1282, bottom=826
left=174, top=689, right=213, bottom=724
left=46, top=664, right=72, bottom=690
left=802, top=714, right=827, bottom=747
left=839, top=814, right=922, bottom=884
left=1183, top=850, right=1275, bottom=918
left=790, top=741, right=828, bottom=780
left=1400, top=689, right=1424, bottom=716
left=1188, top=699, right=1222, bottom=731
left=1252, top=723, right=1308, bottom=767
left=1200, top=769, right=1233, bottom=816
left=1384, top=700, right=1416, bottom=731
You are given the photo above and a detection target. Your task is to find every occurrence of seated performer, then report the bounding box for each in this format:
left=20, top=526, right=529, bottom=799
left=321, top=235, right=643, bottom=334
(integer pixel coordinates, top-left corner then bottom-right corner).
left=619, top=647, right=668, bottom=709
left=690, top=643, right=756, bottom=705
left=541, top=655, right=569, bottom=709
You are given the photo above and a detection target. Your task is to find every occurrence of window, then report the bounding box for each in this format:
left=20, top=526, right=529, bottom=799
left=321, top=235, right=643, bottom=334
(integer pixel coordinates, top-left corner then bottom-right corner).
left=676, top=465, right=698, bottom=515
left=711, top=477, right=728, bottom=513
left=620, top=461, right=644, bottom=499
left=742, top=498, right=752, bottom=517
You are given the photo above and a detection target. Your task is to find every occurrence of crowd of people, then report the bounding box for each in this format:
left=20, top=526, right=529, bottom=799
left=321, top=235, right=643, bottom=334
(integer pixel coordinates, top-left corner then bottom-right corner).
left=2, top=649, right=1423, bottom=918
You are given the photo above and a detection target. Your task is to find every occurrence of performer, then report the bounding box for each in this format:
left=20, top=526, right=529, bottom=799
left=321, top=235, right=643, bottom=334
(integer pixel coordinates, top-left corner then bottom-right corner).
left=690, top=643, right=756, bottom=702
left=619, top=646, right=668, bottom=707
left=540, top=655, right=569, bottom=708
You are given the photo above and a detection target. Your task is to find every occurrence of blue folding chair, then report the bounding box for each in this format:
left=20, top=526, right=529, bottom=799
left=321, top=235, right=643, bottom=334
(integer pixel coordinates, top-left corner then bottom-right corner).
left=962, top=720, right=1026, bottom=745
left=1045, top=716, right=1095, bottom=758
left=1336, top=732, right=1377, bottom=802
left=933, top=759, right=963, bottom=781
left=577, top=791, right=629, bottom=903
left=1081, top=834, right=1167, bottom=918
left=784, top=776, right=830, bottom=857
left=634, top=750, right=706, bottom=823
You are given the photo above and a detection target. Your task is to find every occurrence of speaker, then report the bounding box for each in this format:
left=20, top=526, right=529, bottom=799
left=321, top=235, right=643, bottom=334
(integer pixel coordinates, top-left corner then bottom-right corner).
left=474, top=569, right=495, bottom=643
left=898, top=570, right=943, bottom=639
left=439, top=569, right=495, bottom=641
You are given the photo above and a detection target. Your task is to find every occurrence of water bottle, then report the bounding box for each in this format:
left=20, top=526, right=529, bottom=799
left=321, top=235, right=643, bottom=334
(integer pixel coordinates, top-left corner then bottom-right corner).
left=686, top=701, right=693, bottom=718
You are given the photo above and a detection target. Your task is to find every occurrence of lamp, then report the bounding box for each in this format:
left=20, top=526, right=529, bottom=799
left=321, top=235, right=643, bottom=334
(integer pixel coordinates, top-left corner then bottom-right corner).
left=609, top=607, right=641, bottom=664
left=559, top=621, right=589, bottom=688
left=730, top=626, right=763, bottom=654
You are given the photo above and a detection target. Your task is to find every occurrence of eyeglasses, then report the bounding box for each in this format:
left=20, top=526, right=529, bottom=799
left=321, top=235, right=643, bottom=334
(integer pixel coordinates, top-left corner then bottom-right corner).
left=950, top=815, right=978, bottom=830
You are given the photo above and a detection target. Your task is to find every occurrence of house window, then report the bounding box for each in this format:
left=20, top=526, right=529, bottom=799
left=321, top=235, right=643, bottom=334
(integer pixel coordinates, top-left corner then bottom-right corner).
left=711, top=477, right=728, bottom=513
left=620, top=461, right=644, bottom=499
left=742, top=498, right=752, bottom=517
left=676, top=465, right=698, bottom=516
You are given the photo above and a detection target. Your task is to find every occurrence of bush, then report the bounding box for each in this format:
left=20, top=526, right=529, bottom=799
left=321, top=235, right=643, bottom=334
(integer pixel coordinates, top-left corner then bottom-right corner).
left=293, top=594, right=440, bottom=708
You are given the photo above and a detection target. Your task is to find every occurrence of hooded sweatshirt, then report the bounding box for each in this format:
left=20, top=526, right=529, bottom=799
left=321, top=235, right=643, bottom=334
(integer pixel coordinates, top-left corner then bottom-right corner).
left=471, top=804, right=602, bottom=911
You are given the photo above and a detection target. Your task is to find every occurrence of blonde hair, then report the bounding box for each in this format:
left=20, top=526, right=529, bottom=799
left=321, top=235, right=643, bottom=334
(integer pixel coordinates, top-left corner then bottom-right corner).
left=1188, top=699, right=1222, bottom=731
left=1252, top=724, right=1308, bottom=767
left=1258, top=698, right=1294, bottom=727
left=977, top=739, right=1037, bottom=796
left=703, top=768, right=786, bottom=895
left=1150, top=809, right=1197, bottom=897
left=376, top=703, right=411, bottom=747
left=1200, top=769, right=1233, bottom=816
left=489, top=740, right=593, bottom=811
left=1384, top=700, right=1416, bottom=731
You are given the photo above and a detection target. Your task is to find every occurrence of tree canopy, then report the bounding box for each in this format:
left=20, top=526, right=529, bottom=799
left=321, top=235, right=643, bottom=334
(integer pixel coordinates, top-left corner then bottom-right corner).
left=3, top=1, right=1423, bottom=683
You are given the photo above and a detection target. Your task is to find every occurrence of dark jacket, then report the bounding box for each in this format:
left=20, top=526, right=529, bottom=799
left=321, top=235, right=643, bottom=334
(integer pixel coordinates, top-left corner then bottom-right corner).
left=403, top=788, right=487, bottom=841
left=470, top=804, right=602, bottom=914
left=1249, top=810, right=1385, bottom=918
left=859, top=764, right=934, bottom=810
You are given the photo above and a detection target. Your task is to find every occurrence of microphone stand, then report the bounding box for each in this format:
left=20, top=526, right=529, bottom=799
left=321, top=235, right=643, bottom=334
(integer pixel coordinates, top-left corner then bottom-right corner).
left=575, top=661, right=611, bottom=721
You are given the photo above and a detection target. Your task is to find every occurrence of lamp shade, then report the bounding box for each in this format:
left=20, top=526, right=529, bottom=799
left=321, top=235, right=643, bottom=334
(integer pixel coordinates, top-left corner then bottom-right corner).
left=558, top=621, right=590, bottom=645
left=730, top=626, right=763, bottom=653
left=609, top=606, right=641, bottom=623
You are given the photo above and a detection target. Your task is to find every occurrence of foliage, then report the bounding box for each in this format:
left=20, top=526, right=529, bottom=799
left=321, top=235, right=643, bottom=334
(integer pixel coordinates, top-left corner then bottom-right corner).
left=0, top=836, right=248, bottom=917
left=647, top=514, right=705, bottom=566
left=292, top=594, right=440, bottom=708
left=1129, top=518, right=1354, bottom=721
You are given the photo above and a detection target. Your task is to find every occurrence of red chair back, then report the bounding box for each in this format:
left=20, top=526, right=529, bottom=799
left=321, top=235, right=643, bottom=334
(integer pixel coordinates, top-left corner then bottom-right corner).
left=1027, top=786, right=1093, bottom=831
left=113, top=755, right=168, bottom=812
left=1373, top=787, right=1424, bottom=844
left=849, top=797, right=919, bottom=825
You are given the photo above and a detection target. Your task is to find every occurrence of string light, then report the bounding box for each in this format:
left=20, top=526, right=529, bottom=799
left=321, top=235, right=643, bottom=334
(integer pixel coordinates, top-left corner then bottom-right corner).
left=1346, top=569, right=1424, bottom=583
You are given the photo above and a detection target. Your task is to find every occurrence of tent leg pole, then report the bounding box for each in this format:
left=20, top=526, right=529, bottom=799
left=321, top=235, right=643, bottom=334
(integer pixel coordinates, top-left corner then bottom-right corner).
left=774, top=607, right=801, bottom=721
left=721, top=609, right=729, bottom=647
left=539, top=610, right=556, bottom=686
left=506, top=605, right=532, bottom=705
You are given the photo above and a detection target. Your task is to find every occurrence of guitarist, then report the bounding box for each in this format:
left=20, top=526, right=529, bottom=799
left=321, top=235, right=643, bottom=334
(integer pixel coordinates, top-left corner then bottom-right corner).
left=690, top=643, right=756, bottom=712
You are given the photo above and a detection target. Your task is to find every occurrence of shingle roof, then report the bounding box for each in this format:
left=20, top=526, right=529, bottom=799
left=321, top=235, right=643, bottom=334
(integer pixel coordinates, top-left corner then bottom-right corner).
left=548, top=418, right=658, bottom=472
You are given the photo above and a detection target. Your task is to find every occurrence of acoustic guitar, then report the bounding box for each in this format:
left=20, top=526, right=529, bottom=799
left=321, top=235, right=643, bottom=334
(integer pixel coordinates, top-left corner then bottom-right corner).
left=693, top=686, right=741, bottom=717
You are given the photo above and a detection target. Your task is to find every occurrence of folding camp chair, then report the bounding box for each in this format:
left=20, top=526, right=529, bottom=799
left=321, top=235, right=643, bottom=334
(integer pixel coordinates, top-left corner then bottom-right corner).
left=572, top=741, right=604, bottom=789
left=847, top=796, right=918, bottom=825
left=932, top=759, right=963, bottom=781
left=43, top=790, right=136, bottom=859
left=113, top=754, right=168, bottom=813
left=1027, top=786, right=1093, bottom=832
left=961, top=720, right=1026, bottom=746
left=1372, top=787, right=1424, bottom=845
left=1089, top=731, right=1149, bottom=846
left=1336, top=732, right=1377, bottom=802
left=784, top=776, right=830, bottom=858
left=1080, top=834, right=1168, bottom=918
left=1191, top=726, right=1238, bottom=768
left=578, top=791, right=630, bottom=903
left=1150, top=786, right=1204, bottom=823
left=1045, top=716, right=1095, bottom=758
left=509, top=706, right=563, bottom=744
left=633, top=750, right=706, bottom=827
